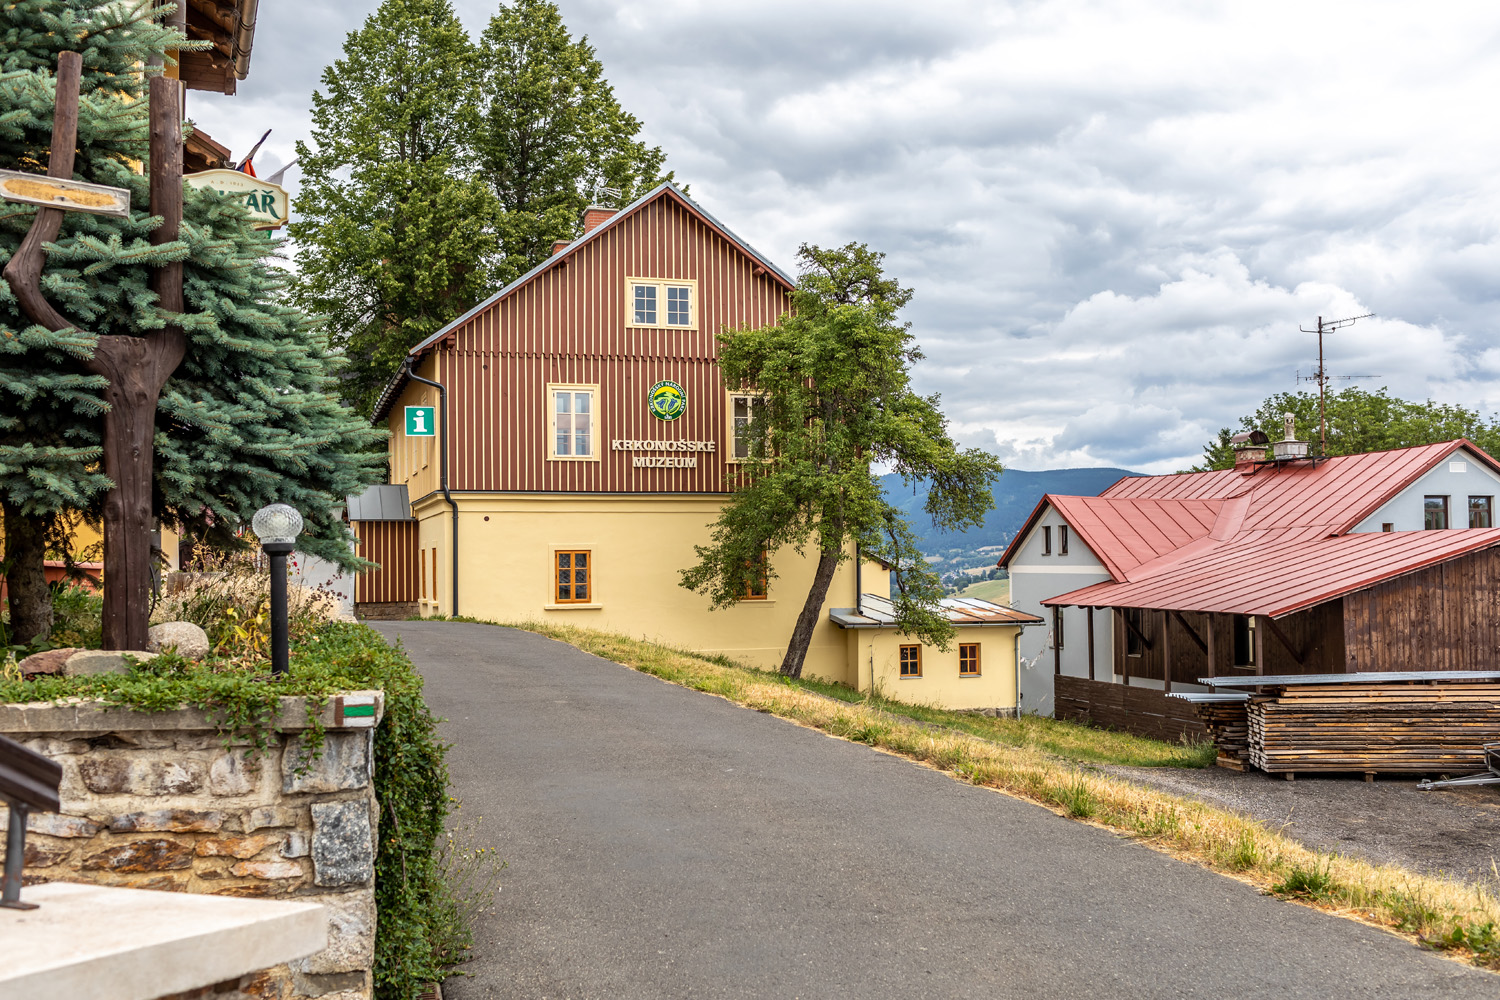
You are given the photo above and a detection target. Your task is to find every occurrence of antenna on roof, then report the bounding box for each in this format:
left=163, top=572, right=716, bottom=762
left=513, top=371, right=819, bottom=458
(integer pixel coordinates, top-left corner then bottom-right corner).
left=1297, top=312, right=1376, bottom=457
left=595, top=185, right=623, bottom=208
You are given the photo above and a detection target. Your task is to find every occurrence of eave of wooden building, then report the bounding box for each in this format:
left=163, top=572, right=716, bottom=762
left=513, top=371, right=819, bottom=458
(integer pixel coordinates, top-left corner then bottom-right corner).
left=179, top=0, right=258, bottom=95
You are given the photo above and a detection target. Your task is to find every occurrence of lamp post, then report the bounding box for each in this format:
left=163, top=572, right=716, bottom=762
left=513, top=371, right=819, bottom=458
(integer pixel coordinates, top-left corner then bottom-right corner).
left=251, top=503, right=303, bottom=676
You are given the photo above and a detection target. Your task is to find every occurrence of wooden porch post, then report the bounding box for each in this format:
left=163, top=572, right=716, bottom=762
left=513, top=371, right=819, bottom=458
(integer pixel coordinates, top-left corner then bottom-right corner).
left=1161, top=609, right=1172, bottom=693
left=1119, top=609, right=1131, bottom=687
left=1253, top=615, right=1266, bottom=675
left=1053, top=606, right=1062, bottom=676
left=1205, top=613, right=1216, bottom=678
left=1086, top=607, right=1095, bottom=681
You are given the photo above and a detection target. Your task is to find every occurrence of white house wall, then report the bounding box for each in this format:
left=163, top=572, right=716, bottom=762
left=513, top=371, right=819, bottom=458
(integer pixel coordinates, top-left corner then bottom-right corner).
left=1352, top=447, right=1500, bottom=532
left=1005, top=504, right=1113, bottom=716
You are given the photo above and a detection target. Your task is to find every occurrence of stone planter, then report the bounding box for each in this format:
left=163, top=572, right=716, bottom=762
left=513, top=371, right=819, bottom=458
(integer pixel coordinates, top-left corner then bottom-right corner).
left=0, top=692, right=384, bottom=1000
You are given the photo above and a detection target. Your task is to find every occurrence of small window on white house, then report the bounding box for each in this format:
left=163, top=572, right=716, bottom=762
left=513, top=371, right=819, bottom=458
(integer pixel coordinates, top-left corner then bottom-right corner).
left=1059, top=525, right=1069, bottom=555
left=548, top=384, right=599, bottom=460
left=1042, top=526, right=1052, bottom=555
left=627, top=278, right=696, bottom=329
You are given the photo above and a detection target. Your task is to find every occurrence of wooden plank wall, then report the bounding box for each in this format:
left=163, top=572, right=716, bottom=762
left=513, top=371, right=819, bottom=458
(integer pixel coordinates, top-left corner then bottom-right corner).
left=1054, top=674, right=1206, bottom=742
left=353, top=521, right=419, bottom=604
left=1343, top=547, right=1500, bottom=671
left=435, top=193, right=795, bottom=495
left=1111, top=604, right=1344, bottom=683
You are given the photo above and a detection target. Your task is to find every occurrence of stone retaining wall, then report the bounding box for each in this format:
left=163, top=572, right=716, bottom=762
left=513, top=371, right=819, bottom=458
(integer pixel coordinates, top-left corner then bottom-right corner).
left=0, top=694, right=384, bottom=1000
left=354, top=602, right=417, bottom=621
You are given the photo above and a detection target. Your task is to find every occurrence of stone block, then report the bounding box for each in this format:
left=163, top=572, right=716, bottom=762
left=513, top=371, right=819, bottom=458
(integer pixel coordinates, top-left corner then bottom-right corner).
left=244, top=806, right=300, bottom=832
left=230, top=860, right=302, bottom=880
left=211, top=883, right=276, bottom=898
left=82, top=838, right=194, bottom=872
left=109, top=809, right=224, bottom=833
left=310, top=802, right=373, bottom=888
left=197, top=835, right=276, bottom=859
left=64, top=649, right=157, bottom=676
left=290, top=969, right=367, bottom=998
left=27, top=812, right=99, bottom=838
left=292, top=889, right=375, bottom=975
left=210, top=750, right=263, bottom=796
left=79, top=757, right=207, bottom=796
left=279, top=831, right=309, bottom=858
left=282, top=732, right=370, bottom=794
left=16, top=646, right=82, bottom=677
left=147, top=621, right=211, bottom=660
left=23, top=843, right=71, bottom=867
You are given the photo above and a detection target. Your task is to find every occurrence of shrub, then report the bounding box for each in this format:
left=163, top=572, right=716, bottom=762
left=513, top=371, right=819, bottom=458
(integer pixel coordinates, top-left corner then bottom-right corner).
left=1273, top=855, right=1337, bottom=900
left=151, top=549, right=338, bottom=657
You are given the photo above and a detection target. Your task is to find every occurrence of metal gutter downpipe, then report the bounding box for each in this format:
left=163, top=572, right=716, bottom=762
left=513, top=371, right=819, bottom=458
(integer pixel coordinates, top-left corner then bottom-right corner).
left=404, top=358, right=458, bottom=617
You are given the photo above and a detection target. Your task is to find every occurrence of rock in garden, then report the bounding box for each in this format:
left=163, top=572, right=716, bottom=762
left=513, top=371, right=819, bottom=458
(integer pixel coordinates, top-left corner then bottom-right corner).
left=147, top=621, right=210, bottom=659
left=64, top=649, right=156, bottom=676
left=16, top=647, right=82, bottom=678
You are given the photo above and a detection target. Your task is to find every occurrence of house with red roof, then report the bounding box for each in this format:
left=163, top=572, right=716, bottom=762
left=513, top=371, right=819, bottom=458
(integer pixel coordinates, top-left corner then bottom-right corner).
left=998, top=421, right=1500, bottom=737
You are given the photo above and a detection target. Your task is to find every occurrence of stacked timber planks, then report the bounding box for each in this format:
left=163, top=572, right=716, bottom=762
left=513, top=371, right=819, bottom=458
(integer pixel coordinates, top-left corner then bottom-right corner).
left=1195, top=701, right=1251, bottom=770
left=1247, top=682, right=1500, bottom=774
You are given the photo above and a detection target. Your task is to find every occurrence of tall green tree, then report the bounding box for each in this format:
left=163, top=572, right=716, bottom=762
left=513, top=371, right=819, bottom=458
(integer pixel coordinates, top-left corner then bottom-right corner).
left=0, top=0, right=383, bottom=644
left=291, top=0, right=500, bottom=414
left=1194, top=387, right=1500, bottom=471
left=477, top=0, right=672, bottom=278
left=681, top=244, right=1002, bottom=678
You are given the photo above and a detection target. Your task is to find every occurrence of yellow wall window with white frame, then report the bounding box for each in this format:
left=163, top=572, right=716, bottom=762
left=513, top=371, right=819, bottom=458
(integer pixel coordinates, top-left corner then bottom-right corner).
left=548, top=384, right=599, bottom=460
left=627, top=277, right=697, bottom=329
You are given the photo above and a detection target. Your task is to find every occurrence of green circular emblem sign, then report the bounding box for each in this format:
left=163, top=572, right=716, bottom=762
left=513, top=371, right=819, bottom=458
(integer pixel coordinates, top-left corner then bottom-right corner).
left=648, top=380, right=686, bottom=421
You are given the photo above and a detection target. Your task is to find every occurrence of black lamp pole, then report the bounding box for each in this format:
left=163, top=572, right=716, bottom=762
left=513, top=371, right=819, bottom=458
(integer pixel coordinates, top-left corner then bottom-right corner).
left=263, top=540, right=293, bottom=676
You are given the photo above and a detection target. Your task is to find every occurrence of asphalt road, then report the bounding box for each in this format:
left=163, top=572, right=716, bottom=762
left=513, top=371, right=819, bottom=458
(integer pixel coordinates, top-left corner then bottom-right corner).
left=372, top=621, right=1500, bottom=999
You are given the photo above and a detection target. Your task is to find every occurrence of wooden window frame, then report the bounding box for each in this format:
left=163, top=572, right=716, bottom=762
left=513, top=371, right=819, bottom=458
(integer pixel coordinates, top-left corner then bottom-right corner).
left=546, top=383, right=600, bottom=462
left=1424, top=495, right=1449, bottom=530
left=959, top=643, right=981, bottom=677
left=1041, top=525, right=1052, bottom=555
left=727, top=391, right=769, bottom=463
left=625, top=277, right=698, bottom=330
left=553, top=549, right=593, bottom=605
left=1469, top=495, right=1493, bottom=529
left=741, top=548, right=769, bottom=601
left=899, top=644, right=922, bottom=678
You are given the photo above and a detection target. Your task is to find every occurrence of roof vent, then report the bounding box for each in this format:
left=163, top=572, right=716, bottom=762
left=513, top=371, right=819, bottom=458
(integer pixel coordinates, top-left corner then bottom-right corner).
left=1271, top=412, right=1309, bottom=461
left=1231, top=429, right=1270, bottom=467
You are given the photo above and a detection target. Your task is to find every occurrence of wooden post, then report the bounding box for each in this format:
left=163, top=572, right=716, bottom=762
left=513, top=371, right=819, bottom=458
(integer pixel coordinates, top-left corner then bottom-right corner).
left=1086, top=607, right=1095, bottom=681
left=91, top=72, right=186, bottom=650
left=1161, top=609, right=1172, bottom=693
left=1053, top=607, right=1061, bottom=676
left=1119, top=609, right=1131, bottom=687
left=1254, top=615, right=1266, bottom=676
left=1205, top=612, right=1216, bottom=678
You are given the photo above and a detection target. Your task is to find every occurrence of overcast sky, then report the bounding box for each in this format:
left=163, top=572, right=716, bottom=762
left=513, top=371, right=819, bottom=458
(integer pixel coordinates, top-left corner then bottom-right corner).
left=191, top=0, right=1500, bottom=474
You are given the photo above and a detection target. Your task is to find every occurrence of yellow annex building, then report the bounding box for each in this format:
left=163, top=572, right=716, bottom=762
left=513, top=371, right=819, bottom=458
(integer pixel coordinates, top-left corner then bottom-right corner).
left=355, top=185, right=1040, bottom=711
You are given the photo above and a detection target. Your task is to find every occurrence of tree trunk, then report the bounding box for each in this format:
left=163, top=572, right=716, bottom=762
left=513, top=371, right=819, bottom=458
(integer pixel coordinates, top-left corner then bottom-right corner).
left=780, top=541, right=842, bottom=679
left=2, top=502, right=52, bottom=646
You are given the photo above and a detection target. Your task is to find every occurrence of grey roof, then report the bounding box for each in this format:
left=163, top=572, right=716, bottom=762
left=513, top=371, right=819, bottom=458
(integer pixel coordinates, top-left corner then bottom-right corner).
left=1199, top=670, right=1500, bottom=688
left=370, top=182, right=798, bottom=423
left=829, top=593, right=1044, bottom=629
left=346, top=484, right=414, bottom=522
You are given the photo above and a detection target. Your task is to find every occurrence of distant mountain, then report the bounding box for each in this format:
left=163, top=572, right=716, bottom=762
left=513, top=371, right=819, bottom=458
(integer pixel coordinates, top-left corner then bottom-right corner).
left=878, top=467, right=1140, bottom=565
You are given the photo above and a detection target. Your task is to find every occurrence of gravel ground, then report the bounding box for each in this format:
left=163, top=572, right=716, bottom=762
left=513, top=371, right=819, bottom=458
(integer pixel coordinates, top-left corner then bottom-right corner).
left=1102, top=763, right=1500, bottom=889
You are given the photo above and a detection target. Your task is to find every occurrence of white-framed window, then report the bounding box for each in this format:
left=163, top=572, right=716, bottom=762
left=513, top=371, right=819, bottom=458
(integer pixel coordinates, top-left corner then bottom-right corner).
left=547, top=383, right=599, bottom=460
left=728, top=391, right=768, bottom=461
left=627, top=277, right=697, bottom=329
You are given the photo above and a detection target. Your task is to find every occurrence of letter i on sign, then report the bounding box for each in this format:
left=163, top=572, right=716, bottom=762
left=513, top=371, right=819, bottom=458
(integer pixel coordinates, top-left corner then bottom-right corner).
left=406, top=406, right=436, bottom=437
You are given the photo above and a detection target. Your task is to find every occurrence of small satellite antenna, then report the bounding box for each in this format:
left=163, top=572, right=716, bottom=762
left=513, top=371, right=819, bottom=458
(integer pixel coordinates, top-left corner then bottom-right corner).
left=595, top=185, right=623, bottom=208
left=1298, top=312, right=1376, bottom=456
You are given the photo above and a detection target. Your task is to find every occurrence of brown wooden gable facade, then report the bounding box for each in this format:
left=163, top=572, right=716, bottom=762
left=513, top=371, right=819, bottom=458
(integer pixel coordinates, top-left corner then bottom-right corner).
left=390, top=187, right=794, bottom=497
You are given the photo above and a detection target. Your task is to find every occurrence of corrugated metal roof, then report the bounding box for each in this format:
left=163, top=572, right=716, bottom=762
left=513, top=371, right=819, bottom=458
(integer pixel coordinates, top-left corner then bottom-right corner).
left=1047, top=495, right=1224, bottom=579
left=830, top=593, right=1044, bottom=628
left=370, top=183, right=797, bottom=423
left=1046, top=525, right=1500, bottom=617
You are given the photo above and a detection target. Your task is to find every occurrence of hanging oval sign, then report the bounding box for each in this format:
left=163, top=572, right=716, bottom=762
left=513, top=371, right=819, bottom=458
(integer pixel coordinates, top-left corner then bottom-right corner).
left=648, top=380, right=686, bottom=421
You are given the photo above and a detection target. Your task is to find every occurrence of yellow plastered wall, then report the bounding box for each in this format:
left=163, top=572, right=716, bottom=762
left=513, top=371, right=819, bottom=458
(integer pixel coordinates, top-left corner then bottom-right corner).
left=846, top=625, right=1022, bottom=712
left=387, top=361, right=440, bottom=503
left=413, top=493, right=898, bottom=685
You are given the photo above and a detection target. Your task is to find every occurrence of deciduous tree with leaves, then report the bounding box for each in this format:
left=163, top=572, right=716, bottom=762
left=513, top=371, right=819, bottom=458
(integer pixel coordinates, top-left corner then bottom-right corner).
left=681, top=244, right=1002, bottom=678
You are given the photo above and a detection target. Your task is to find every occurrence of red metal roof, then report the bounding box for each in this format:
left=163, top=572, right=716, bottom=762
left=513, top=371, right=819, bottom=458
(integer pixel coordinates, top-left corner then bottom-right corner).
left=1003, top=439, right=1500, bottom=617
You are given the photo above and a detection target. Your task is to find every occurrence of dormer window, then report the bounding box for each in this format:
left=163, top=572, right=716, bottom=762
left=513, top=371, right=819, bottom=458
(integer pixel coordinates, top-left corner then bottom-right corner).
left=628, top=278, right=696, bottom=329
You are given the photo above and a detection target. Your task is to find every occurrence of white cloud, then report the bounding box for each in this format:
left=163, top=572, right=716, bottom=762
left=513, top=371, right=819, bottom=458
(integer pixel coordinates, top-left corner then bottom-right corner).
left=188, top=0, right=1500, bottom=472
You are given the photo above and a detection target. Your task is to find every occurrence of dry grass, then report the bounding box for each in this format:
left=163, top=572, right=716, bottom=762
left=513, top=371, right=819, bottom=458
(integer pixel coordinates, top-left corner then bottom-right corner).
left=152, top=550, right=339, bottom=659
left=450, top=616, right=1500, bottom=972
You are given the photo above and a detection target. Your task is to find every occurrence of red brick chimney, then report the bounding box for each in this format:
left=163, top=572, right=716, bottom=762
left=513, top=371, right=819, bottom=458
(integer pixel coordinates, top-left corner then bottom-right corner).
left=1231, top=430, right=1269, bottom=467
left=581, top=205, right=614, bottom=235
left=551, top=240, right=570, bottom=256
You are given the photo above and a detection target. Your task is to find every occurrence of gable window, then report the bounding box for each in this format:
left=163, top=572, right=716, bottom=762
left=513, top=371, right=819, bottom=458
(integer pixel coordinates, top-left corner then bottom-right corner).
left=1059, top=525, right=1069, bottom=555
left=555, top=550, right=591, bottom=604
left=1053, top=607, right=1065, bottom=649
left=1424, top=495, right=1449, bottom=530
left=959, top=643, right=981, bottom=676
left=548, top=384, right=598, bottom=460
left=730, top=393, right=768, bottom=461
left=627, top=278, right=697, bottom=329
left=1123, top=608, right=1145, bottom=657
left=1233, top=614, right=1256, bottom=668
left=899, top=644, right=922, bottom=678
left=1469, top=496, right=1493, bottom=528
left=1041, top=525, right=1052, bottom=555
